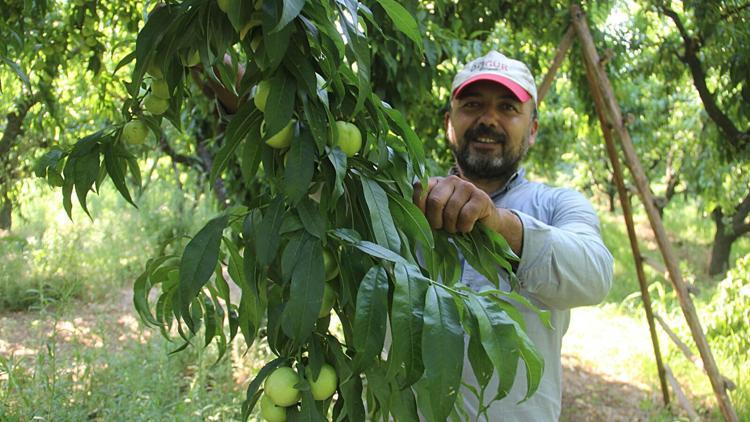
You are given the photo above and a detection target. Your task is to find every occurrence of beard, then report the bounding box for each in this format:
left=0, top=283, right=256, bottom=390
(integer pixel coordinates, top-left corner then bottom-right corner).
left=451, top=123, right=531, bottom=181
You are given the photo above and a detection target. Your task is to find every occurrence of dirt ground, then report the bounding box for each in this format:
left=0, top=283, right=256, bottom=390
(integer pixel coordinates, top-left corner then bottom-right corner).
left=1, top=291, right=692, bottom=421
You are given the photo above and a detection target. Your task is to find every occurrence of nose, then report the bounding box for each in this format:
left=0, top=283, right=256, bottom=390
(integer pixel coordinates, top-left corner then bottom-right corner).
left=476, top=106, right=500, bottom=129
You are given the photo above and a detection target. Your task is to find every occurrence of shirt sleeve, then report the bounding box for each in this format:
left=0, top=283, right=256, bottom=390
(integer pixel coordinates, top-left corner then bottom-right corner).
left=513, top=189, right=613, bottom=310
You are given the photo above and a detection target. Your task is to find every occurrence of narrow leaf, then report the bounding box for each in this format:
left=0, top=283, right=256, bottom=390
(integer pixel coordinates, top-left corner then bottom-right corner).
left=374, top=0, right=423, bottom=50
left=280, top=235, right=325, bottom=344
left=361, top=178, right=401, bottom=253
left=388, top=263, right=429, bottom=386
left=178, top=214, right=228, bottom=332
left=352, top=266, right=389, bottom=370
left=421, top=285, right=464, bottom=420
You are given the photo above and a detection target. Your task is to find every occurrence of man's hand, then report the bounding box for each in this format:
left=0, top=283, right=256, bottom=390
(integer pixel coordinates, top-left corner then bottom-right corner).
left=412, top=175, right=523, bottom=254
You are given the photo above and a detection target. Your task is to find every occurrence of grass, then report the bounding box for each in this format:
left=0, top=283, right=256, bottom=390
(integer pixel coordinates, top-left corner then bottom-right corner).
left=0, top=305, right=261, bottom=420
left=0, top=170, right=215, bottom=312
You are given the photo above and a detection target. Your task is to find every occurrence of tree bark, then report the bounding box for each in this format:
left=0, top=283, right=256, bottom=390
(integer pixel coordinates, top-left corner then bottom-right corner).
left=709, top=208, right=732, bottom=275
left=709, top=194, right=750, bottom=276
left=0, top=194, right=11, bottom=230
left=0, top=94, right=39, bottom=231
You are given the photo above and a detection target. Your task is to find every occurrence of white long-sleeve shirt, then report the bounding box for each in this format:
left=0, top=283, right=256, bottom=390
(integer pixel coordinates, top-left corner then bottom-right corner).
left=458, top=168, right=614, bottom=421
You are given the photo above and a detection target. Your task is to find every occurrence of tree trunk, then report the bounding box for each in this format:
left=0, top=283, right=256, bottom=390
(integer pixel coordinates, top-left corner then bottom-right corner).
left=0, top=195, right=11, bottom=230
left=708, top=192, right=750, bottom=276
left=709, top=207, right=735, bottom=276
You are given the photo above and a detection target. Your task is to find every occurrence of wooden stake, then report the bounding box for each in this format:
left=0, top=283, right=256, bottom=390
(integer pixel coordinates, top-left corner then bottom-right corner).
left=570, top=5, right=738, bottom=421
left=537, top=26, right=576, bottom=105
left=655, top=313, right=737, bottom=391
left=664, top=364, right=701, bottom=421
left=574, top=30, right=670, bottom=406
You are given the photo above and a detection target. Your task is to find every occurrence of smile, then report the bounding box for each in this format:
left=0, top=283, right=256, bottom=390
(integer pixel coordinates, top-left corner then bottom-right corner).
left=474, top=137, right=501, bottom=144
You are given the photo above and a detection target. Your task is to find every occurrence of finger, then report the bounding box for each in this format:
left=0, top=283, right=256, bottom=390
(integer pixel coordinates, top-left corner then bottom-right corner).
left=424, top=180, right=456, bottom=230
left=457, top=190, right=492, bottom=233
left=442, top=186, right=473, bottom=233
left=413, top=178, right=440, bottom=213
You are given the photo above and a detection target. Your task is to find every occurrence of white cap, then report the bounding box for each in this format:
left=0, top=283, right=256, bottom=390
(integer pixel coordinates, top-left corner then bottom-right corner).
left=451, top=51, right=537, bottom=105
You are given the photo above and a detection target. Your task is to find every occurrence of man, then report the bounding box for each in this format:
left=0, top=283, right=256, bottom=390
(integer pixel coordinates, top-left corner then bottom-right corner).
left=413, top=50, right=614, bottom=420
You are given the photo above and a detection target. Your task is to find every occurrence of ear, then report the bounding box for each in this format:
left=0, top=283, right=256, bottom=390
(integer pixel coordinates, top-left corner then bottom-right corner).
left=443, top=110, right=451, bottom=133
left=527, top=117, right=539, bottom=146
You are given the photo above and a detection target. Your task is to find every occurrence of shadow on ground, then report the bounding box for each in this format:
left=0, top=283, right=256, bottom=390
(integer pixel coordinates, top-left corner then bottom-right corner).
left=561, top=360, right=667, bottom=422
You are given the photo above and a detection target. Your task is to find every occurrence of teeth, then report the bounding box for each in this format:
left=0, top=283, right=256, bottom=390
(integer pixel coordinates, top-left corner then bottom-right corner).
left=476, top=137, right=498, bottom=144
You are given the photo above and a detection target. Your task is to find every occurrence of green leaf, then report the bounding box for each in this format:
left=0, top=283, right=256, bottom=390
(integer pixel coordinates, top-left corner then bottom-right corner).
left=387, top=193, right=434, bottom=250
left=389, top=382, right=419, bottom=422
left=374, top=0, right=423, bottom=51
left=103, top=143, right=136, bottom=207
left=284, top=127, right=316, bottom=203
left=302, top=94, right=331, bottom=154
left=475, top=288, right=552, bottom=329
left=464, top=294, right=543, bottom=401
left=361, top=178, right=401, bottom=253
left=331, top=229, right=409, bottom=265
left=211, top=102, right=262, bottom=184
left=388, top=263, right=429, bottom=387
left=280, top=234, right=325, bottom=344
left=263, top=70, right=296, bottom=140
left=327, top=148, right=347, bottom=203
left=203, top=294, right=217, bottom=347
left=328, top=336, right=366, bottom=421
left=336, top=1, right=371, bottom=115
left=255, top=195, right=286, bottom=266
left=272, top=0, right=305, bottom=34
left=73, top=144, right=102, bottom=218
left=0, top=55, right=31, bottom=89
left=453, top=235, right=498, bottom=287
left=466, top=315, right=494, bottom=393
left=382, top=104, right=425, bottom=180
left=289, top=390, right=324, bottom=421
left=133, top=255, right=178, bottom=326
left=421, top=285, right=464, bottom=420
left=296, top=197, right=326, bottom=239
left=178, top=214, right=228, bottom=332
left=352, top=266, right=389, bottom=370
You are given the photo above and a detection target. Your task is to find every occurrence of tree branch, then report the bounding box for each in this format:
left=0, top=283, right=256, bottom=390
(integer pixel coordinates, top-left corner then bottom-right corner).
left=156, top=133, right=205, bottom=171
left=731, top=191, right=750, bottom=236
left=0, top=94, right=39, bottom=156
left=660, top=5, right=747, bottom=151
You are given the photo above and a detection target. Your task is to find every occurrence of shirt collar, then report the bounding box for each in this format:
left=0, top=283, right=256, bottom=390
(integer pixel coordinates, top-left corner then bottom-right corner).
left=489, top=167, right=526, bottom=200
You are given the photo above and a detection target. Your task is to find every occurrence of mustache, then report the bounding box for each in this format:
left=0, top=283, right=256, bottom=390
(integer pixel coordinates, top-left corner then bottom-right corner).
left=465, top=124, right=506, bottom=143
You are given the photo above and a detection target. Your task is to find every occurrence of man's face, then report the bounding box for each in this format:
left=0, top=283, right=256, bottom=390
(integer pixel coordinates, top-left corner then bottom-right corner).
left=445, top=80, right=538, bottom=181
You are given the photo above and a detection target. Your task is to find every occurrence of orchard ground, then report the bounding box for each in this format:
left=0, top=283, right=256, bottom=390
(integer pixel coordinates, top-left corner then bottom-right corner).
left=0, top=287, right=709, bottom=421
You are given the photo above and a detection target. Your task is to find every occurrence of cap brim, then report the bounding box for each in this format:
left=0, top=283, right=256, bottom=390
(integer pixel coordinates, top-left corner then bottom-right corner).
left=453, top=74, right=532, bottom=102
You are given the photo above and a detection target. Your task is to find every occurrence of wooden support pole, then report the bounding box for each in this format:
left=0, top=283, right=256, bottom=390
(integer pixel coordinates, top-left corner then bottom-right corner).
left=641, top=255, right=700, bottom=295
left=664, top=364, right=701, bottom=421
left=537, top=26, right=576, bottom=105
left=570, top=5, right=738, bottom=421
left=655, top=313, right=737, bottom=391
left=572, top=26, right=670, bottom=406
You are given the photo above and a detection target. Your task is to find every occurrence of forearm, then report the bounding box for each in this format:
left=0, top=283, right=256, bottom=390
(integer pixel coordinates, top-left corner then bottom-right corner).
left=514, top=212, right=613, bottom=309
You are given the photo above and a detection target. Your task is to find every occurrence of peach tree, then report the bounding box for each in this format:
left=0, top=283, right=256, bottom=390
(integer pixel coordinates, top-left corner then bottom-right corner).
left=36, top=0, right=546, bottom=419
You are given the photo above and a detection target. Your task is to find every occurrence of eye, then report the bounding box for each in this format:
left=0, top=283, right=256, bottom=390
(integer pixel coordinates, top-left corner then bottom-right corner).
left=498, top=102, right=520, bottom=113
left=462, top=100, right=481, bottom=109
